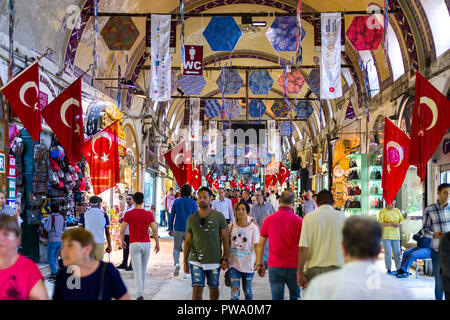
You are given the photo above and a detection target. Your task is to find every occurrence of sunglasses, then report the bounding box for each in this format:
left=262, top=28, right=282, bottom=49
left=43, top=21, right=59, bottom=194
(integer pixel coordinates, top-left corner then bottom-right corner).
left=200, top=218, right=206, bottom=227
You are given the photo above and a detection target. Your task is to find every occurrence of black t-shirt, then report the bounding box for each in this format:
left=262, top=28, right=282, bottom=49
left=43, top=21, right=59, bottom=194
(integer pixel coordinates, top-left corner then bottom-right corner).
left=53, top=261, right=127, bottom=300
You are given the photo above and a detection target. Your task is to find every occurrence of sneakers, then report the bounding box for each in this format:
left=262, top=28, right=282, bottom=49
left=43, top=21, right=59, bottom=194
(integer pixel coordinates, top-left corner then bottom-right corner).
left=116, top=263, right=127, bottom=270
left=173, top=263, right=180, bottom=277
left=184, top=273, right=191, bottom=279
left=47, top=274, right=57, bottom=281
left=396, top=272, right=409, bottom=278
left=387, top=270, right=398, bottom=276
left=126, top=265, right=133, bottom=271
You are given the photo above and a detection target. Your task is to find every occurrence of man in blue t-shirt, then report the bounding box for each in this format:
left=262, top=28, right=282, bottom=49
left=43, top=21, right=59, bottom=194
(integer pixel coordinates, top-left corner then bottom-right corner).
left=168, top=184, right=198, bottom=278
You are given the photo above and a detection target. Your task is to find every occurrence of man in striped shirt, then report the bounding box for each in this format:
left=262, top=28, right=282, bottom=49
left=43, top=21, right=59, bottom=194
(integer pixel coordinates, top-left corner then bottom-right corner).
left=422, top=183, right=450, bottom=300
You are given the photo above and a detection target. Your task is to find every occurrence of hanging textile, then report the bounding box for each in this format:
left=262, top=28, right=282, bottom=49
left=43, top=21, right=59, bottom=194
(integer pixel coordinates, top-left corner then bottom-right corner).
left=8, top=0, right=14, bottom=81
left=205, top=99, right=221, bottom=118
left=271, top=100, right=289, bottom=118
left=277, top=70, right=305, bottom=94
left=117, top=64, right=121, bottom=109
left=294, top=101, right=314, bottom=119
left=223, top=99, right=242, bottom=119
left=344, top=100, right=355, bottom=120
left=295, top=0, right=303, bottom=64
left=179, top=75, right=206, bottom=95
left=346, top=16, right=384, bottom=51
left=150, top=14, right=172, bottom=101
left=266, top=16, right=306, bottom=52
left=383, top=0, right=390, bottom=67
left=202, top=17, right=243, bottom=51
left=180, top=0, right=185, bottom=71
left=248, top=70, right=273, bottom=95
left=306, top=69, right=320, bottom=95
left=209, top=121, right=217, bottom=156
left=93, top=0, right=99, bottom=79
left=320, top=13, right=342, bottom=99
left=249, top=100, right=266, bottom=118
left=280, top=122, right=294, bottom=136
left=189, top=98, right=200, bottom=141
left=359, top=58, right=370, bottom=122
left=216, top=69, right=243, bottom=95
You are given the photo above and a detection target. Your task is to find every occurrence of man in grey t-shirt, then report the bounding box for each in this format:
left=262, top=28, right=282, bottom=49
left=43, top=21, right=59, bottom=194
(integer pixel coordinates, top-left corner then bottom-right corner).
left=251, top=190, right=275, bottom=267
left=0, top=191, right=22, bottom=226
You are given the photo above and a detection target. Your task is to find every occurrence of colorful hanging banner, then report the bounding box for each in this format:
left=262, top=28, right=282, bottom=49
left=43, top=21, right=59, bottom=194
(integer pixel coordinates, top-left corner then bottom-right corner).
left=383, top=0, right=390, bottom=67
left=117, top=64, right=121, bottom=109
left=150, top=14, right=172, bottom=101
left=320, top=13, right=343, bottom=99
left=344, top=100, right=355, bottom=120
left=209, top=120, right=217, bottom=156
left=180, top=0, right=185, bottom=71
left=295, top=0, right=303, bottom=64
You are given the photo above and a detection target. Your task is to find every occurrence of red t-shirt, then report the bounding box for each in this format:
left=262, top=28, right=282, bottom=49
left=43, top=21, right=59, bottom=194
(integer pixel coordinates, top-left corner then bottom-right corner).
left=123, top=209, right=155, bottom=243
left=260, top=207, right=302, bottom=269
left=0, top=255, right=44, bottom=300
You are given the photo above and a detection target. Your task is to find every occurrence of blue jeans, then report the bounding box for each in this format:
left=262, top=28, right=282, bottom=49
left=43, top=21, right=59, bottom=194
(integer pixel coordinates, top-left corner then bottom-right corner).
left=189, top=264, right=221, bottom=288
left=47, top=241, right=61, bottom=275
left=400, top=247, right=431, bottom=273
left=431, top=249, right=444, bottom=300
left=229, top=268, right=254, bottom=300
left=159, top=210, right=166, bottom=226
left=382, top=239, right=401, bottom=271
left=268, top=267, right=300, bottom=300
left=263, top=241, right=269, bottom=265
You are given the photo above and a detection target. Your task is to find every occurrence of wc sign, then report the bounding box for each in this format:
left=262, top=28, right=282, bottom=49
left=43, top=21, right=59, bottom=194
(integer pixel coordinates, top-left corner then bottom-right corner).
left=183, top=45, right=203, bottom=76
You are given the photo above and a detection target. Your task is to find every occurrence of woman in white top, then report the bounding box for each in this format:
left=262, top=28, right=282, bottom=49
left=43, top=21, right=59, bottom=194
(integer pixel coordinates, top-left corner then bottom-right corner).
left=228, top=202, right=260, bottom=300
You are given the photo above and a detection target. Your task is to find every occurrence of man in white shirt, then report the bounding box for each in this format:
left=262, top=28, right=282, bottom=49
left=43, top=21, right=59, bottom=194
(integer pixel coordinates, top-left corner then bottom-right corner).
left=297, top=189, right=346, bottom=287
left=79, top=196, right=111, bottom=261
left=212, top=187, right=235, bottom=225
left=303, top=216, right=413, bottom=300
left=117, top=194, right=135, bottom=270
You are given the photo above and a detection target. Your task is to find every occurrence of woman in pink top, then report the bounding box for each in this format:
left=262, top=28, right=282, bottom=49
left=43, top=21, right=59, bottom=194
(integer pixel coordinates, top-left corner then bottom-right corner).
left=0, top=215, right=48, bottom=300
left=228, top=202, right=260, bottom=300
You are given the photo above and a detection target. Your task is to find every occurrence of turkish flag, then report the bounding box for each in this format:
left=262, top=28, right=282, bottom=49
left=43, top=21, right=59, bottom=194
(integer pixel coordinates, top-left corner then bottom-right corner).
left=382, top=117, right=411, bottom=205
left=238, top=180, right=244, bottom=189
left=164, top=140, right=191, bottom=187
left=265, top=174, right=274, bottom=187
left=212, top=178, right=220, bottom=190
left=230, top=177, right=237, bottom=189
left=190, top=165, right=202, bottom=190
left=41, top=77, right=84, bottom=164
left=205, top=171, right=214, bottom=188
left=410, top=72, right=450, bottom=181
left=278, top=163, right=290, bottom=185
left=0, top=61, right=41, bottom=141
left=82, top=122, right=120, bottom=195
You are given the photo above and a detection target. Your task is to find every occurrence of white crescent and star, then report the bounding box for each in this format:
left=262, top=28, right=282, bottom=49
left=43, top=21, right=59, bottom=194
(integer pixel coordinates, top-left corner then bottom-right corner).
left=60, top=98, right=80, bottom=127
left=386, top=141, right=404, bottom=173
left=174, top=153, right=184, bottom=167
left=19, top=81, right=39, bottom=110
left=91, top=132, right=112, bottom=159
left=419, top=97, right=438, bottom=131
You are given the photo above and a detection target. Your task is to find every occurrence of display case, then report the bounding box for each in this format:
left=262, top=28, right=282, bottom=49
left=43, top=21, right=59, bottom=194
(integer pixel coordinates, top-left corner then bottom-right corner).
left=345, top=153, right=369, bottom=217
left=368, top=154, right=384, bottom=217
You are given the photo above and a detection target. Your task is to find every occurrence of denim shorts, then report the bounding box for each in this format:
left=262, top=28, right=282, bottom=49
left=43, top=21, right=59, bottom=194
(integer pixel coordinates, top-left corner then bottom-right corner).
left=189, top=264, right=221, bottom=288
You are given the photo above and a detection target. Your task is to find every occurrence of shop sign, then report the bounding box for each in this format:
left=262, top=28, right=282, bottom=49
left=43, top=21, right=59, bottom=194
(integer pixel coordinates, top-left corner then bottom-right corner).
left=0, top=152, right=5, bottom=174
left=39, top=72, right=57, bottom=108
left=433, top=132, right=450, bottom=166
left=183, top=45, right=203, bottom=76
left=7, top=178, right=15, bottom=199
left=159, top=165, right=167, bottom=174
left=8, top=156, right=16, bottom=177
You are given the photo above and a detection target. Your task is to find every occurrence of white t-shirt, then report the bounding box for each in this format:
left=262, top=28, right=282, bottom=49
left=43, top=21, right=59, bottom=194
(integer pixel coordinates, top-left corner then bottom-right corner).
left=229, top=222, right=260, bottom=273
left=299, top=205, right=347, bottom=271
left=122, top=205, right=135, bottom=236
left=303, top=260, right=414, bottom=300
left=82, top=208, right=110, bottom=244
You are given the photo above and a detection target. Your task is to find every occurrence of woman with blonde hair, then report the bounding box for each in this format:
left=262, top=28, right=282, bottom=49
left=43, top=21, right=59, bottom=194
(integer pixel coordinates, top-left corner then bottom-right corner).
left=0, top=215, right=48, bottom=300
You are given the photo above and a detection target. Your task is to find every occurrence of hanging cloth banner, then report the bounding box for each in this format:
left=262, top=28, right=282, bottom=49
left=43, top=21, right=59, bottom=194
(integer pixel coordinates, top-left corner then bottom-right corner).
left=150, top=14, right=172, bottom=101
left=93, top=0, right=99, bottom=79
left=383, top=0, right=390, bottom=67
left=209, top=120, right=217, bottom=156
left=189, top=98, right=200, bottom=141
left=320, top=13, right=342, bottom=99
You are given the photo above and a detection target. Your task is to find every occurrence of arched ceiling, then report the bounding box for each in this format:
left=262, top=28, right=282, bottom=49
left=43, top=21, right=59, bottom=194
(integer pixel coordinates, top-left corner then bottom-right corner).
left=68, top=0, right=440, bottom=145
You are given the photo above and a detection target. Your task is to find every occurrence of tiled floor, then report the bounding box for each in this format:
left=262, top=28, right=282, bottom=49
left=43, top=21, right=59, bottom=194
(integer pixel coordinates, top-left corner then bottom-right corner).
left=41, top=230, right=437, bottom=300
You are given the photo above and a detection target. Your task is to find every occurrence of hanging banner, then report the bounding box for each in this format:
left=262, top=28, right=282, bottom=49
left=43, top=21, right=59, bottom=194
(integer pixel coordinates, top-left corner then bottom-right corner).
left=150, top=14, right=172, bottom=101
left=209, top=120, right=217, bottom=156
left=183, top=45, right=203, bottom=76
left=189, top=98, right=200, bottom=141
left=320, top=13, right=343, bottom=99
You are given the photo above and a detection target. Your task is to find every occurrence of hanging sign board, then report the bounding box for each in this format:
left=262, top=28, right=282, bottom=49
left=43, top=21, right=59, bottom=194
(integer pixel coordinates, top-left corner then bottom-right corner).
left=0, top=152, right=5, bottom=174
left=183, top=45, right=203, bottom=76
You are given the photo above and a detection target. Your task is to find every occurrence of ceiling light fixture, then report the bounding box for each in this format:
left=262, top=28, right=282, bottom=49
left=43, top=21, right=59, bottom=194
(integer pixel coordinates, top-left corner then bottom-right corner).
left=252, top=21, right=266, bottom=27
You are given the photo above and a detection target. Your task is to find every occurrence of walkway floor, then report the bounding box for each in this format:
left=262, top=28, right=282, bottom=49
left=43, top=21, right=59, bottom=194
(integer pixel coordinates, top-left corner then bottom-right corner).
left=42, top=229, right=436, bottom=300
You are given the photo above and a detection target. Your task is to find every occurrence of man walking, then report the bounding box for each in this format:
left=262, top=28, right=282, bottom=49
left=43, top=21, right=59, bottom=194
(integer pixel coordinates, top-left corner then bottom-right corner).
left=240, top=189, right=253, bottom=206
left=79, top=196, right=112, bottom=261
left=251, top=190, right=275, bottom=267
left=422, top=183, right=450, bottom=300
left=212, top=187, right=235, bottom=225
left=255, top=190, right=302, bottom=300
left=183, top=187, right=229, bottom=300
left=300, top=191, right=317, bottom=216
left=117, top=194, right=135, bottom=270
left=303, top=216, right=413, bottom=299
left=168, top=184, right=198, bottom=277
left=120, top=192, right=160, bottom=300
left=297, top=189, right=346, bottom=289
left=161, top=188, right=175, bottom=228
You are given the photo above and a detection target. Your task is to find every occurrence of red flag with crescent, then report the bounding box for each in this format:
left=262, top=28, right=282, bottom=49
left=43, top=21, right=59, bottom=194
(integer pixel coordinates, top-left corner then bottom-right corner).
left=41, top=77, right=84, bottom=164
left=190, top=165, right=202, bottom=190
left=278, top=163, right=290, bottom=185
left=82, top=122, right=120, bottom=195
left=238, top=179, right=244, bottom=189
left=410, top=72, right=450, bottom=182
left=230, top=176, right=237, bottom=189
left=382, top=117, right=411, bottom=205
left=163, top=140, right=191, bottom=188
left=0, top=61, right=41, bottom=141
left=212, top=178, right=220, bottom=190
left=205, top=171, right=214, bottom=188
left=265, top=174, right=274, bottom=188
